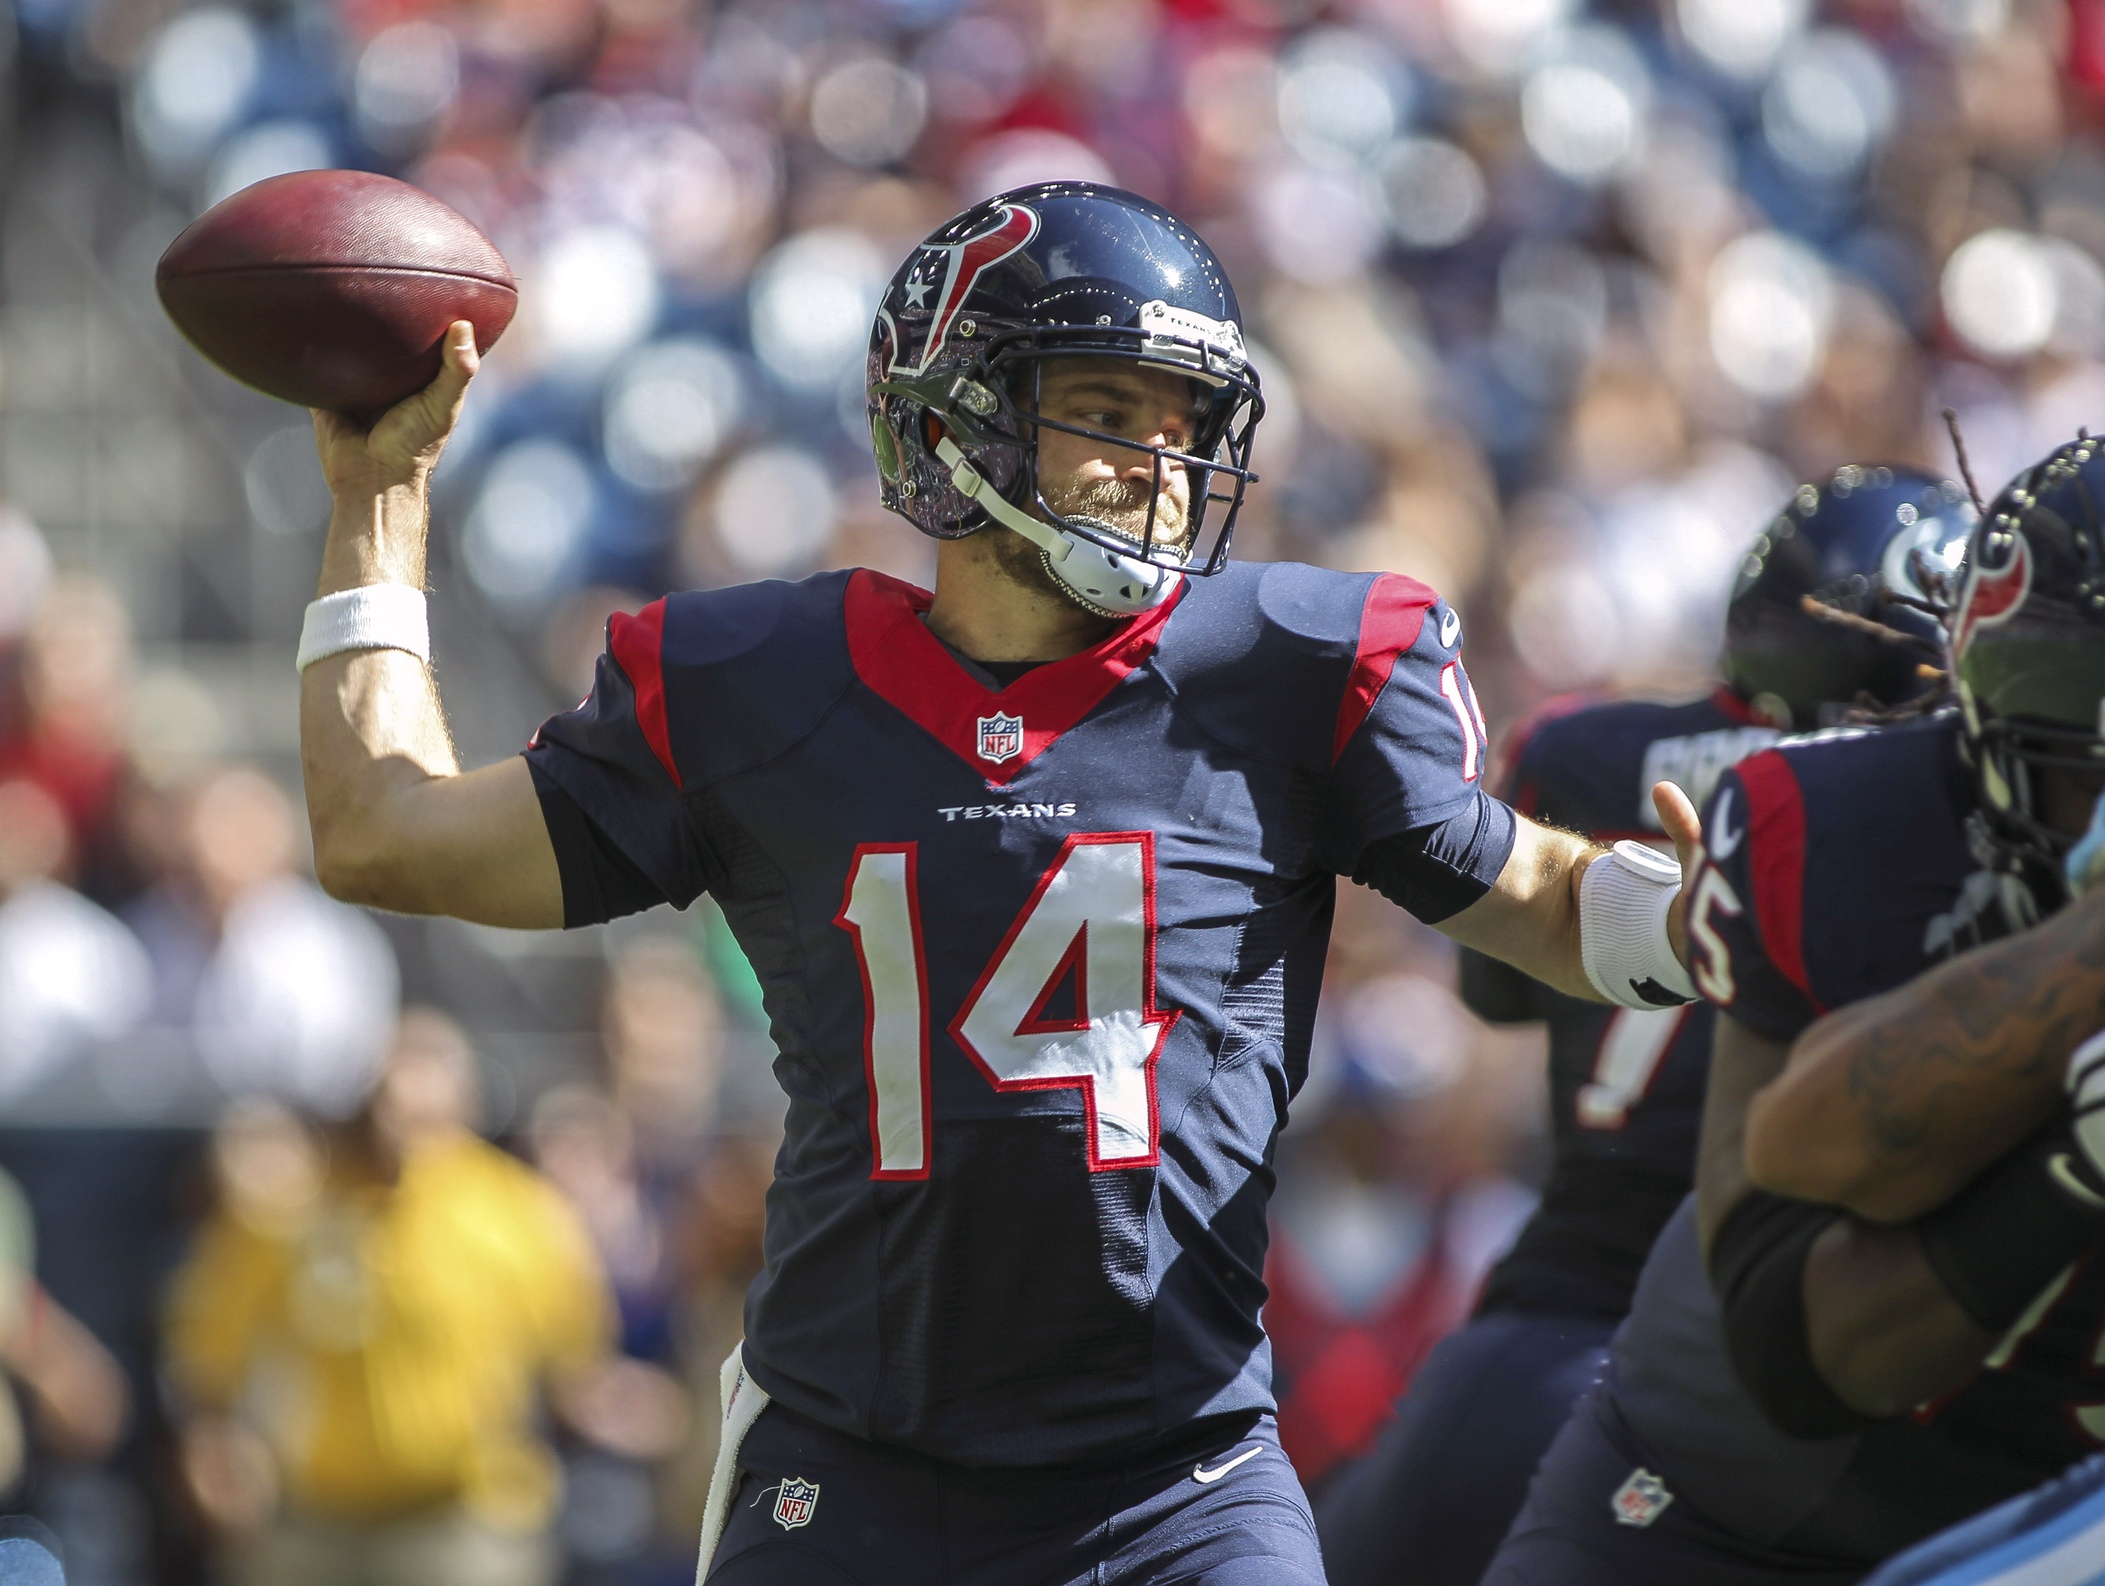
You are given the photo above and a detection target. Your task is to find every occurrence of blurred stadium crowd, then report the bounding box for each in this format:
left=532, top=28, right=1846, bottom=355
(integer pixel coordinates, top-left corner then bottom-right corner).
left=2, top=0, right=2102, bottom=1580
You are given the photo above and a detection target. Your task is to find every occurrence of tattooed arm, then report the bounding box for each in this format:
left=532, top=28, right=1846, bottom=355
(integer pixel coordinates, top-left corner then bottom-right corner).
left=1743, top=891, right=2105, bottom=1223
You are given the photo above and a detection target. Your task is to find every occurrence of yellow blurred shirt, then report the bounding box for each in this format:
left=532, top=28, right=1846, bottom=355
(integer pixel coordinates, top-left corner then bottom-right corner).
left=167, top=1133, right=613, bottom=1529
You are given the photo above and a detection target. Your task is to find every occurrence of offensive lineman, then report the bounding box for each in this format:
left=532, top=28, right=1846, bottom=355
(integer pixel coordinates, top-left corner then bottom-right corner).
left=1316, top=467, right=1967, bottom=1586
left=1481, top=437, right=2105, bottom=1586
left=294, top=183, right=1702, bottom=1584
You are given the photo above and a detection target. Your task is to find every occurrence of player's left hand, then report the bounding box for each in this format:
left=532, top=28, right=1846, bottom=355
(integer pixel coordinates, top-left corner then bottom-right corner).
left=1652, top=780, right=1703, bottom=967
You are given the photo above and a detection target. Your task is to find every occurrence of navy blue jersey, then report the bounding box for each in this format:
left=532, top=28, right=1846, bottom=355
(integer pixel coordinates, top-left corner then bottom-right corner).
left=524, top=561, right=1514, bottom=1466
left=1470, top=691, right=1777, bottom=1318
left=1608, top=711, right=2087, bottom=1565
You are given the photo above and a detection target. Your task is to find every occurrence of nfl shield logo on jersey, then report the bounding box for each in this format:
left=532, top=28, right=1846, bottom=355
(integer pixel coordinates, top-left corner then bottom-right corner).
left=772, top=1477, right=819, bottom=1530
left=1610, top=1467, right=1673, bottom=1528
left=977, top=712, right=1024, bottom=765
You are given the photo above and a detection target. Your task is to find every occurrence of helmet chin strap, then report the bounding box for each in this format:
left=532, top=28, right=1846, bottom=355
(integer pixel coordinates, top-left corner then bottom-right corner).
left=933, top=436, right=1183, bottom=617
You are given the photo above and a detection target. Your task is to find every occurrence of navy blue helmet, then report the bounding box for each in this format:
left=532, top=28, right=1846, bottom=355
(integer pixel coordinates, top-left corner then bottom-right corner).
left=865, top=182, right=1263, bottom=616
left=1952, top=435, right=2105, bottom=904
left=1722, top=464, right=1971, bottom=729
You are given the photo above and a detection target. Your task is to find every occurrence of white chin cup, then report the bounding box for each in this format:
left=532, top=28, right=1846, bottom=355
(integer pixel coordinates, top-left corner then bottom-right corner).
left=933, top=437, right=1185, bottom=617
left=1578, top=840, right=1698, bottom=1009
left=1036, top=528, right=1181, bottom=616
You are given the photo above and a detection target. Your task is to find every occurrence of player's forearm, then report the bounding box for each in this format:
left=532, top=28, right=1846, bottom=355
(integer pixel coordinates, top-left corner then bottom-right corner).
left=1803, top=1219, right=1994, bottom=1418
left=1438, top=819, right=1605, bottom=1002
left=315, top=476, right=430, bottom=593
left=1744, top=896, right=2105, bottom=1222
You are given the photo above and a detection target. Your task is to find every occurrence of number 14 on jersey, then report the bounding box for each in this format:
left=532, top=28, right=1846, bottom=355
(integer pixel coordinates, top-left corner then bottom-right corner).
left=835, top=833, right=1181, bottom=1180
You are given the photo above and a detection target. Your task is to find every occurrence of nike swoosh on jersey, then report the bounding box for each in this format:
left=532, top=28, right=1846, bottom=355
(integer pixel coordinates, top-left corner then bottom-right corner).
left=2049, top=1153, right=2105, bottom=1210
left=1192, top=1445, right=1264, bottom=1483
left=1708, top=788, right=1742, bottom=861
left=1440, top=608, right=1461, bottom=647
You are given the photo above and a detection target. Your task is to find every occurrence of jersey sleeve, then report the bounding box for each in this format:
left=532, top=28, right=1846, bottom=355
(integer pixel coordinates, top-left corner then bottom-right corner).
left=1318, top=577, right=1508, bottom=874
left=1689, top=755, right=1822, bottom=1041
left=522, top=602, right=723, bottom=921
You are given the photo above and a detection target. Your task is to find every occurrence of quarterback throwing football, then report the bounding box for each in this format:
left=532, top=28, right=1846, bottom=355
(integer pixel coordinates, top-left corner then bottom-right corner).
left=294, top=182, right=1700, bottom=1584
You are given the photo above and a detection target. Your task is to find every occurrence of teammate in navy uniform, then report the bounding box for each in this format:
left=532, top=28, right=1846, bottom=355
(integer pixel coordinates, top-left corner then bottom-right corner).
left=1314, top=468, right=1965, bottom=1586
left=1480, top=437, right=2105, bottom=1586
left=290, top=182, right=1711, bottom=1585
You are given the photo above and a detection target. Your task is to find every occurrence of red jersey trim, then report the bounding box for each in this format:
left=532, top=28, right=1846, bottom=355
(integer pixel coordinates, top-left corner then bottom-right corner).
left=842, top=568, right=1182, bottom=785
left=1709, top=684, right=1766, bottom=726
left=608, top=600, right=679, bottom=789
left=1332, top=573, right=1439, bottom=765
left=1736, top=750, right=1822, bottom=1012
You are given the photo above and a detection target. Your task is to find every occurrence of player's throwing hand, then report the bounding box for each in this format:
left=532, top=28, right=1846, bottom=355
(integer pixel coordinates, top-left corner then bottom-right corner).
left=311, top=319, right=479, bottom=498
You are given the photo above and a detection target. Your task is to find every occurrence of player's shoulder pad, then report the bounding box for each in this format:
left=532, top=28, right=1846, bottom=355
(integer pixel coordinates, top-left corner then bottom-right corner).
left=606, top=571, right=857, bottom=790
left=1695, top=719, right=1948, bottom=1024
left=1155, top=560, right=1447, bottom=771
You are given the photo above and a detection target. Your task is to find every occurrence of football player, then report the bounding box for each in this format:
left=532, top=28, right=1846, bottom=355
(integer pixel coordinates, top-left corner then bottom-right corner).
left=1479, top=436, right=2105, bottom=1586
left=293, top=183, right=1705, bottom=1584
left=1315, top=466, right=1967, bottom=1586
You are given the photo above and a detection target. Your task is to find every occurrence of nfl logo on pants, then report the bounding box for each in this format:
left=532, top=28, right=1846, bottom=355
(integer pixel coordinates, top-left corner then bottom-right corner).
left=773, top=1478, right=820, bottom=1530
left=1611, top=1468, right=1672, bottom=1528
left=977, top=712, right=1023, bottom=765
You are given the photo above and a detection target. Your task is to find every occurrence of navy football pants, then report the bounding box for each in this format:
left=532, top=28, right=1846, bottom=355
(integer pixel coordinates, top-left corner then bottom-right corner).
left=1480, top=1387, right=1866, bottom=1586
left=1314, top=1308, right=1613, bottom=1586
left=1861, top=1452, right=2105, bottom=1586
left=703, top=1404, right=1325, bottom=1585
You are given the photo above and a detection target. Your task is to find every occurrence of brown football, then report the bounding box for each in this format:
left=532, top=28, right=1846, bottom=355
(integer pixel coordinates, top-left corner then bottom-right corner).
left=156, top=169, right=517, bottom=415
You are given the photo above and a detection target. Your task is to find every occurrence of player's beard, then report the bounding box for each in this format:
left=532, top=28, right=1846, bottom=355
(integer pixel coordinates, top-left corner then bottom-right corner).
left=1041, top=470, right=1190, bottom=559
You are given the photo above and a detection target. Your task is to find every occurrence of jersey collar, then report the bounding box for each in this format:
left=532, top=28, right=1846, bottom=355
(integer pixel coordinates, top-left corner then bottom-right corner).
left=843, top=568, right=1183, bottom=785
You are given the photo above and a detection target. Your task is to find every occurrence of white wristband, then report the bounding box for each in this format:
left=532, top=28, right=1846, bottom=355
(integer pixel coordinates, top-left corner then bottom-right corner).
left=1579, top=840, right=1698, bottom=1009
left=296, top=585, right=430, bottom=672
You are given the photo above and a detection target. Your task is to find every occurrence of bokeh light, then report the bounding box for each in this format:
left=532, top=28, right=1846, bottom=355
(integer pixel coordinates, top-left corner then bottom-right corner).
left=1906, top=0, right=2011, bottom=43
left=1521, top=26, right=1652, bottom=185
left=354, top=23, right=460, bottom=156
left=809, top=58, right=928, bottom=168
left=1445, top=0, right=1574, bottom=78
left=202, top=121, right=331, bottom=208
left=916, top=16, right=1035, bottom=126
left=958, top=129, right=1115, bottom=200
left=603, top=340, right=745, bottom=493
left=463, top=439, right=597, bottom=609
left=1277, top=30, right=1405, bottom=169
left=1761, top=30, right=1896, bottom=181
left=748, top=228, right=887, bottom=393
left=128, top=8, right=259, bottom=179
left=1943, top=229, right=2059, bottom=360
left=531, top=226, right=661, bottom=374
left=1676, top=0, right=1809, bottom=80
left=1378, top=138, right=1487, bottom=250
left=1254, top=163, right=1387, bottom=285
left=712, top=448, right=836, bottom=576
left=1496, top=242, right=1608, bottom=399
left=1709, top=230, right=1834, bottom=401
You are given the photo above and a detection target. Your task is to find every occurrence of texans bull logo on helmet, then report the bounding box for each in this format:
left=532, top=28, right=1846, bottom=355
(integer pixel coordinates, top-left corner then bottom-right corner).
left=876, top=203, right=1039, bottom=379
left=1950, top=531, right=2032, bottom=658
